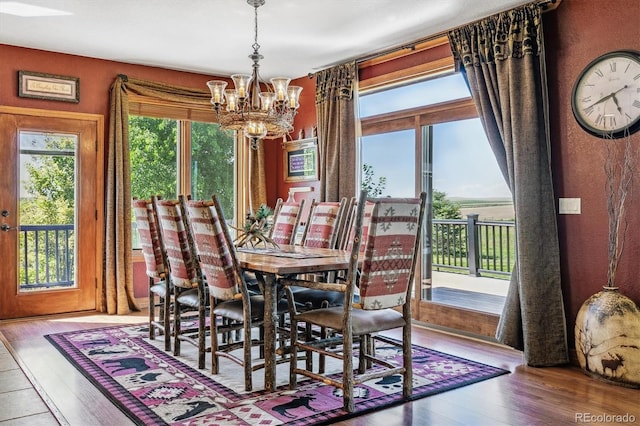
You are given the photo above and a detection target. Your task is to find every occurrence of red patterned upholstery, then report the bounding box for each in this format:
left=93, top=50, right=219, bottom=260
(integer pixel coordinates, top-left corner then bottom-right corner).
left=132, top=199, right=166, bottom=279
left=270, top=199, right=305, bottom=245
left=302, top=200, right=345, bottom=249
left=345, top=200, right=375, bottom=254
left=133, top=197, right=171, bottom=351
left=186, top=200, right=238, bottom=300
left=359, top=197, right=423, bottom=310
left=155, top=199, right=198, bottom=289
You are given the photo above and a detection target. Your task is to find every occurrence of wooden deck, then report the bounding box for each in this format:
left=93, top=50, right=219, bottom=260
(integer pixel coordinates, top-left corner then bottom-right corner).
left=429, top=271, right=509, bottom=315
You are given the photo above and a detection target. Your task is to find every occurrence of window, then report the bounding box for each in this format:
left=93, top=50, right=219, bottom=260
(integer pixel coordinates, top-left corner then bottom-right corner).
left=128, top=104, right=239, bottom=249
left=359, top=69, right=513, bottom=333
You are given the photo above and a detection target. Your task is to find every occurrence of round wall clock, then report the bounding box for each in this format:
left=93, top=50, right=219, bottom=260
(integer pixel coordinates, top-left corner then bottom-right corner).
left=571, top=50, right=640, bottom=138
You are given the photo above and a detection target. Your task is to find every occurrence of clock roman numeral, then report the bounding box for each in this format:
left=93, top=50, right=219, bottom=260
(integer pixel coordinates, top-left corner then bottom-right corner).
left=581, top=96, right=592, bottom=103
left=594, top=69, right=604, bottom=78
left=633, top=100, right=640, bottom=108
left=595, top=114, right=603, bottom=125
left=609, top=62, right=616, bottom=72
left=584, top=106, right=594, bottom=116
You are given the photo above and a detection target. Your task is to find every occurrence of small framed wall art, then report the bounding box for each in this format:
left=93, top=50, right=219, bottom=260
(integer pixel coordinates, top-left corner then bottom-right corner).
left=284, top=137, right=318, bottom=182
left=18, top=71, right=80, bottom=103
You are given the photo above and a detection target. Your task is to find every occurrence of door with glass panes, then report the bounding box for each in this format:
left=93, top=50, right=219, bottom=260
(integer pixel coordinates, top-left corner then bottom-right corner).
left=0, top=108, right=101, bottom=319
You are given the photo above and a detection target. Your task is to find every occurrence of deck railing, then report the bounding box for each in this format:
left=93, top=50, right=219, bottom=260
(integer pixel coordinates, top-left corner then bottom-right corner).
left=19, top=216, right=514, bottom=288
left=19, top=224, right=75, bottom=289
left=432, top=214, right=515, bottom=277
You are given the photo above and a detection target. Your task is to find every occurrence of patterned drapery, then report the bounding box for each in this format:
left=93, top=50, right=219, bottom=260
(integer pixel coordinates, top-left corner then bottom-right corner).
left=315, top=62, right=358, bottom=201
left=449, top=3, right=568, bottom=366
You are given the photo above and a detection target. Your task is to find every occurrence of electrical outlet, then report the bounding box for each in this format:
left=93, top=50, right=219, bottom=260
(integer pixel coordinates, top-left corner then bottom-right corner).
left=559, top=198, right=581, bottom=214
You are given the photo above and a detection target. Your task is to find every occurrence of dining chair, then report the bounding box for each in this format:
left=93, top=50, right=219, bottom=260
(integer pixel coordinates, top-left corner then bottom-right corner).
left=132, top=197, right=172, bottom=351
left=153, top=195, right=208, bottom=369
left=293, top=198, right=349, bottom=310
left=300, top=198, right=347, bottom=250
left=269, top=197, right=307, bottom=246
left=280, top=191, right=427, bottom=412
left=186, top=195, right=287, bottom=391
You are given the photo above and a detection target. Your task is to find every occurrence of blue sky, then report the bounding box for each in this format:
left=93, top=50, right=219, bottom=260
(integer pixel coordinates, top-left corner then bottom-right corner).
left=359, top=74, right=511, bottom=199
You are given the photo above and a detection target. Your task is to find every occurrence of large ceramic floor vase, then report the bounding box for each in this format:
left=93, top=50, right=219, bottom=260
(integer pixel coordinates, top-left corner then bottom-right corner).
left=575, top=286, right=640, bottom=388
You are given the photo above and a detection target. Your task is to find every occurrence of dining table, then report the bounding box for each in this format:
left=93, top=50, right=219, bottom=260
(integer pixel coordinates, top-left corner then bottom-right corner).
left=235, top=244, right=351, bottom=392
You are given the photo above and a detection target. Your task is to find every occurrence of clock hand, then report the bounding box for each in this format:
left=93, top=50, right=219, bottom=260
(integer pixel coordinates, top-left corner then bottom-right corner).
left=584, top=85, right=629, bottom=110
left=611, top=94, right=622, bottom=113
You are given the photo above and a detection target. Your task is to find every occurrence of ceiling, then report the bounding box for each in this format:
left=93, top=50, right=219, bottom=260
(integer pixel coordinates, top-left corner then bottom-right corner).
left=0, top=0, right=531, bottom=80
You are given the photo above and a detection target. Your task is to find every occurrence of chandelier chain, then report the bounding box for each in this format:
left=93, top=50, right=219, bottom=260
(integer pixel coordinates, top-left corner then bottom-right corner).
left=252, top=2, right=260, bottom=54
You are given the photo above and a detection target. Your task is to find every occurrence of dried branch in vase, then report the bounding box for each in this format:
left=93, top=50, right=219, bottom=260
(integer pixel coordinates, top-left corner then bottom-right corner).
left=604, top=131, right=636, bottom=288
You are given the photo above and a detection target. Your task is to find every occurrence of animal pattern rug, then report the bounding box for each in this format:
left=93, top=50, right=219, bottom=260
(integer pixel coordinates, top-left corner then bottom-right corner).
left=46, top=324, right=509, bottom=425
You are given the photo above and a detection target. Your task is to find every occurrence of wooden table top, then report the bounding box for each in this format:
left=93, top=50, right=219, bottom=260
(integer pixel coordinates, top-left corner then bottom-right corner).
left=236, top=245, right=350, bottom=275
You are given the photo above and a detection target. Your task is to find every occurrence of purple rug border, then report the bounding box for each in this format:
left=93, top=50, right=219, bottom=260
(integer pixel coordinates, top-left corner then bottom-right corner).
left=45, top=324, right=510, bottom=426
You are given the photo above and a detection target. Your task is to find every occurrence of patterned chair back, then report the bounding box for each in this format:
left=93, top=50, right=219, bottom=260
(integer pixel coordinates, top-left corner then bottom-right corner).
left=302, top=199, right=346, bottom=249
left=132, top=198, right=166, bottom=279
left=344, top=200, right=375, bottom=253
left=186, top=198, right=242, bottom=301
left=357, top=194, right=426, bottom=310
left=270, top=199, right=306, bottom=246
left=154, top=197, right=199, bottom=289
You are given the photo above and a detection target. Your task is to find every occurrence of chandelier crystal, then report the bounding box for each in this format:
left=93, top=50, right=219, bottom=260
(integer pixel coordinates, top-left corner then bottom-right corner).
left=207, top=0, right=302, bottom=149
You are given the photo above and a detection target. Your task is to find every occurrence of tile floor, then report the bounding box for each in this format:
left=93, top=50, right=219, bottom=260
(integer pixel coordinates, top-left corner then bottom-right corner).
left=0, top=332, right=61, bottom=425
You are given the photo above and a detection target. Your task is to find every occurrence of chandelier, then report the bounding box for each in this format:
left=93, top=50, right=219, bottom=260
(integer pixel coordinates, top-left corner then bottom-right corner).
left=207, top=0, right=302, bottom=149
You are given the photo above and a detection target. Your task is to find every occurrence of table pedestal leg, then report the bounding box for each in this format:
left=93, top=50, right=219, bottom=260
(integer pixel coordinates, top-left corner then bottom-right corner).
left=263, top=273, right=277, bottom=392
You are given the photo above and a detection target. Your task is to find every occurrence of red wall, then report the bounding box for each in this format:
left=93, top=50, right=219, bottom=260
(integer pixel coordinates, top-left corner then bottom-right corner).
left=263, top=74, right=319, bottom=210
left=0, top=44, right=226, bottom=299
left=545, top=0, right=640, bottom=342
left=2, top=0, right=639, bottom=341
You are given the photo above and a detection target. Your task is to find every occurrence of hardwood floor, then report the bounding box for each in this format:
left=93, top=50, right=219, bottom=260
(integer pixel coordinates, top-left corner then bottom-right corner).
left=0, top=310, right=638, bottom=426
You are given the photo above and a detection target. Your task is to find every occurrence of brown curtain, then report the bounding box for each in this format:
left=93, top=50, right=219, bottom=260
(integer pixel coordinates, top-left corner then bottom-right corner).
left=104, top=75, right=265, bottom=313
left=315, top=62, right=357, bottom=201
left=448, top=3, right=568, bottom=366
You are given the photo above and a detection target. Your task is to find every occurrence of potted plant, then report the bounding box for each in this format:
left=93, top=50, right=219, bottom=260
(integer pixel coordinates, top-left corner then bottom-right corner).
left=574, top=133, right=640, bottom=388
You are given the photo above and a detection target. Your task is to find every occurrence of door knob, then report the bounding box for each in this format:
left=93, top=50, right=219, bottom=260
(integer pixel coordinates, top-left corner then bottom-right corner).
left=1, top=224, right=15, bottom=231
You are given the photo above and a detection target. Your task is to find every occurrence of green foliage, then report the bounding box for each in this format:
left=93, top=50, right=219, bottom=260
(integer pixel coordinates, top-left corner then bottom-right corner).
left=128, top=117, right=235, bottom=218
left=128, top=116, right=178, bottom=200
left=432, top=190, right=461, bottom=219
left=21, top=135, right=75, bottom=225
left=361, top=163, right=387, bottom=197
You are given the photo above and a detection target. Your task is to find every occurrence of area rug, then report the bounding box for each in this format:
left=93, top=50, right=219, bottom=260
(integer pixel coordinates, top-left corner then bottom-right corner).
left=45, top=324, right=509, bottom=425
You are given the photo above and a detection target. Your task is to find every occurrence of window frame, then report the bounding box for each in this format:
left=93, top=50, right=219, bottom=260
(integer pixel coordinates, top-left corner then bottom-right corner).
left=128, top=96, right=248, bottom=246
left=358, top=50, right=503, bottom=337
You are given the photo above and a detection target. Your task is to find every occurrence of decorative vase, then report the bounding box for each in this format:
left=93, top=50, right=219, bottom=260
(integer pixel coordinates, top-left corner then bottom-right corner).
left=574, top=286, right=640, bottom=388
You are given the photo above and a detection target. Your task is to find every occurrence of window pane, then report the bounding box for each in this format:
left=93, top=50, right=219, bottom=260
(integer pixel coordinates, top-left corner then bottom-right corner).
left=19, top=132, right=77, bottom=291
left=361, top=130, right=415, bottom=197
left=359, top=73, right=470, bottom=118
left=191, top=121, right=235, bottom=220
left=129, top=116, right=178, bottom=200
left=433, top=118, right=512, bottom=205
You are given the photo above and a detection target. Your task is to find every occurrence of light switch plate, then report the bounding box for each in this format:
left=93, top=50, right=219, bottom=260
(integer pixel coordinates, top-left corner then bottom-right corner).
left=559, top=198, right=581, bottom=214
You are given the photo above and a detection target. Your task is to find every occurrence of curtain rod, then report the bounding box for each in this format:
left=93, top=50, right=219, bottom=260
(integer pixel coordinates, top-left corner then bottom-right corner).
left=308, top=0, right=560, bottom=78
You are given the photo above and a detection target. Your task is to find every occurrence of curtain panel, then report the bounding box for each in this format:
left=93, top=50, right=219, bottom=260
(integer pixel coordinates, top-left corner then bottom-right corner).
left=448, top=3, right=568, bottom=366
left=104, top=75, right=265, bottom=314
left=315, top=62, right=358, bottom=202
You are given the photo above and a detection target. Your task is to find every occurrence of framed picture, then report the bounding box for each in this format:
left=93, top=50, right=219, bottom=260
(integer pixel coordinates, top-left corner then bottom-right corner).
left=18, top=71, right=80, bottom=103
left=284, top=138, right=318, bottom=182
